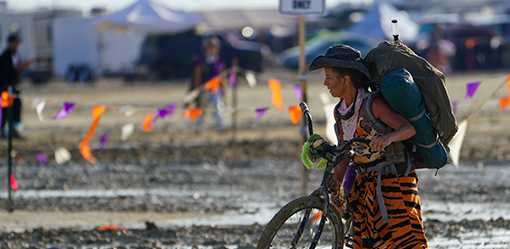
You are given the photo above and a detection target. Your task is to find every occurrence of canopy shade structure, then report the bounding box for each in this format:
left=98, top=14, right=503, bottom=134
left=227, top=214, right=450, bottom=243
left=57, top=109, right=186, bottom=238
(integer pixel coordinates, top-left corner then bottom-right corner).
left=345, top=0, right=418, bottom=42
left=96, top=0, right=202, bottom=34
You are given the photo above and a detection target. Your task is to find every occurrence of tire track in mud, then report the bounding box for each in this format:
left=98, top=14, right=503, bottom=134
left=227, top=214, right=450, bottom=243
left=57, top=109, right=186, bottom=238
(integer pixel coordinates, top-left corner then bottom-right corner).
left=1, top=157, right=509, bottom=247
left=2, top=218, right=510, bottom=248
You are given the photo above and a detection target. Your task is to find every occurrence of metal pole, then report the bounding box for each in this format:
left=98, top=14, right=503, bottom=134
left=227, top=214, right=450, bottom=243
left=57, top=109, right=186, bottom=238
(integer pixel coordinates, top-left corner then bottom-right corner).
left=231, top=60, right=239, bottom=141
left=298, top=15, right=309, bottom=195
left=6, top=86, right=14, bottom=212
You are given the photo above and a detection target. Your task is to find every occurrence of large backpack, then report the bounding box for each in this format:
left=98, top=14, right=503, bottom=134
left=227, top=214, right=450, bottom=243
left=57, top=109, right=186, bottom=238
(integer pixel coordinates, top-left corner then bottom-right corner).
left=364, top=41, right=458, bottom=169
left=365, top=41, right=458, bottom=146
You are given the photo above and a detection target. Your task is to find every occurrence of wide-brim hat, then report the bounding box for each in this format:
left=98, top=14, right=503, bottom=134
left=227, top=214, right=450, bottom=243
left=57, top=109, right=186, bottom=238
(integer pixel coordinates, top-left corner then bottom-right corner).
left=309, top=44, right=370, bottom=79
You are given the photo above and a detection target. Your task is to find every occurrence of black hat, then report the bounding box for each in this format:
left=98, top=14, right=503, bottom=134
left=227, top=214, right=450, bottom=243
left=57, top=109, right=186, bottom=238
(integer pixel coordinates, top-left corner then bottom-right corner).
left=7, top=33, right=20, bottom=43
left=309, top=44, right=370, bottom=79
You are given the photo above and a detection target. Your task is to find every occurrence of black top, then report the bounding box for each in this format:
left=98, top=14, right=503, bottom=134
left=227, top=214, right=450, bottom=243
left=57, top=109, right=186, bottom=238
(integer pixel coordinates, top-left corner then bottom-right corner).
left=0, top=48, right=20, bottom=92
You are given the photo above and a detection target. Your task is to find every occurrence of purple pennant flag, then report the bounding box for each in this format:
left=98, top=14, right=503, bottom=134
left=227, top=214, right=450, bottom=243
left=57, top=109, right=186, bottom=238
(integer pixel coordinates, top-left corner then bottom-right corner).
left=228, top=65, right=238, bottom=88
left=157, top=108, right=170, bottom=119
left=255, top=107, right=269, bottom=122
left=155, top=103, right=177, bottom=122
left=36, top=152, right=49, bottom=165
left=153, top=103, right=177, bottom=125
left=293, top=84, right=302, bottom=102
left=99, top=132, right=109, bottom=149
left=465, top=81, right=481, bottom=99
left=54, top=101, right=75, bottom=119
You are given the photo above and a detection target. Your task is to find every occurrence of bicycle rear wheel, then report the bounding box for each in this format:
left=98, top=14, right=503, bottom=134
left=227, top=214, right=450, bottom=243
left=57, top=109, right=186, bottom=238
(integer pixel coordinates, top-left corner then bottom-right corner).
left=257, top=196, right=344, bottom=249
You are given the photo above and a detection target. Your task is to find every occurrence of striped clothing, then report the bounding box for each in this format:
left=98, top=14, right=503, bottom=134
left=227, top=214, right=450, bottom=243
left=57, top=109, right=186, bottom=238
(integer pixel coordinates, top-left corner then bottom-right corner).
left=348, top=171, right=428, bottom=249
left=338, top=94, right=428, bottom=248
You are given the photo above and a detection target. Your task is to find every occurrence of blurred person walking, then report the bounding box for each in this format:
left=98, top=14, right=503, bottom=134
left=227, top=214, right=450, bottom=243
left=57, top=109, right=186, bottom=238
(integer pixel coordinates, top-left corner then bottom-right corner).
left=190, top=37, right=226, bottom=131
left=0, top=33, right=31, bottom=138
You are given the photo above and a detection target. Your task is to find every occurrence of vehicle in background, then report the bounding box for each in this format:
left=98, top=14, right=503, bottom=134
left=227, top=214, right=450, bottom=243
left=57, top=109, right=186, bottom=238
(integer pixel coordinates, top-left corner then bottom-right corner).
left=278, top=32, right=377, bottom=70
left=136, top=31, right=264, bottom=79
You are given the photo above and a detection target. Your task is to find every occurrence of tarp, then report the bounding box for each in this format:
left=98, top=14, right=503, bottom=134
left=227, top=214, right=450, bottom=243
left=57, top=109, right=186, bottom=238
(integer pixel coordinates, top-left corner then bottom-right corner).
left=345, top=0, right=418, bottom=42
left=96, top=0, right=202, bottom=34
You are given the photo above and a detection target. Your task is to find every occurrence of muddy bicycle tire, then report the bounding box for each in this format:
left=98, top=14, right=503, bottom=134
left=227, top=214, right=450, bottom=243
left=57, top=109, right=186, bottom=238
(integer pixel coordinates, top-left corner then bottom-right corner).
left=257, top=196, right=345, bottom=249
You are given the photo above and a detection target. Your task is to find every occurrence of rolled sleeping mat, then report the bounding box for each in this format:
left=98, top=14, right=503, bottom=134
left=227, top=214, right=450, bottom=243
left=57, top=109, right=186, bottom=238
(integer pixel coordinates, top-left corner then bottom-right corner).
left=380, top=68, right=448, bottom=169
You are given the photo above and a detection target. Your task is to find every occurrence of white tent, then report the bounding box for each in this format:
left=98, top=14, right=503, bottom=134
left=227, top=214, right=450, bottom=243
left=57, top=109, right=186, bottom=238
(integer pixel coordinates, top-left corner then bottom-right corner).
left=96, top=0, right=202, bottom=34
left=53, top=0, right=201, bottom=76
left=345, top=0, right=418, bottom=42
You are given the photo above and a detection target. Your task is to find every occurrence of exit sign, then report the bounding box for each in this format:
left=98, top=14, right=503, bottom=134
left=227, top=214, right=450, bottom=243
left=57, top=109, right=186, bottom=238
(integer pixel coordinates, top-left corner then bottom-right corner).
left=279, top=0, right=325, bottom=15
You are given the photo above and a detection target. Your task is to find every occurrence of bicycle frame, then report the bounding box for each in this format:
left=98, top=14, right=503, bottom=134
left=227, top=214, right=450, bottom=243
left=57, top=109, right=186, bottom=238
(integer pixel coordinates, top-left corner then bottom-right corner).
left=293, top=102, right=349, bottom=249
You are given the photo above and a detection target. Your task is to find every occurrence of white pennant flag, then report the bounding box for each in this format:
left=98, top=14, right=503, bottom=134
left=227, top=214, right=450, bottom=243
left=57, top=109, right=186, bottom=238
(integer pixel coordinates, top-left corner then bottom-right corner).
left=448, top=120, right=468, bottom=167
left=245, top=71, right=257, bottom=87
left=121, top=123, right=135, bottom=141
left=32, top=98, right=46, bottom=121
left=36, top=101, right=46, bottom=121
left=55, top=147, right=71, bottom=165
left=183, top=89, right=200, bottom=104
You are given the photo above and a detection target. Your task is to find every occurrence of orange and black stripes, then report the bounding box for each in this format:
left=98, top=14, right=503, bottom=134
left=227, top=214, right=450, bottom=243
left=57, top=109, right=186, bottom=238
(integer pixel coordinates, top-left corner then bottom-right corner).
left=347, top=171, right=428, bottom=249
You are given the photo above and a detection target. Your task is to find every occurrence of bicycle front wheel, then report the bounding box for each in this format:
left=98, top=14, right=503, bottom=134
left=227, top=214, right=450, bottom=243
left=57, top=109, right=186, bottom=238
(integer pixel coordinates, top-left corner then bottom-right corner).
left=257, top=196, right=344, bottom=249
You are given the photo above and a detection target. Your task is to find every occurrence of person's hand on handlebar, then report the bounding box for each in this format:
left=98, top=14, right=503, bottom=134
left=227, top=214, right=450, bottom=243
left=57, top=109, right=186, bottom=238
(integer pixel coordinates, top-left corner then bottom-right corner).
left=301, top=134, right=335, bottom=169
left=370, top=134, right=392, bottom=151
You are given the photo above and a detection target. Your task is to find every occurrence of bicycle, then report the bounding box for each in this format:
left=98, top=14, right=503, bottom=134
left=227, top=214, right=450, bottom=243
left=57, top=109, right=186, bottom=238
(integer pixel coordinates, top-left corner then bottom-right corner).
left=257, top=102, right=368, bottom=249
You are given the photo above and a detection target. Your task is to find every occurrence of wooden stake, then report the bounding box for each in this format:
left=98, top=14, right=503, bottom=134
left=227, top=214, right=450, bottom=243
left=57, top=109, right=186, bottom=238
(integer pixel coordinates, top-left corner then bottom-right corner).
left=298, top=15, right=309, bottom=195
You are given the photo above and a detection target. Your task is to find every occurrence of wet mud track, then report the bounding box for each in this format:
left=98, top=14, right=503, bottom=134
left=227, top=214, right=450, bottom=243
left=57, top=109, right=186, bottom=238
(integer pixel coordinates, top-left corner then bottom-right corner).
left=0, top=144, right=509, bottom=248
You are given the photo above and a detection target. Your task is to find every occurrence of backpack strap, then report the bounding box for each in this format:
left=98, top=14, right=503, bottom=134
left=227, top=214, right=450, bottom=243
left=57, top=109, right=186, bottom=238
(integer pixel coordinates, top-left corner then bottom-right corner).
left=415, top=134, right=440, bottom=149
left=409, top=109, right=426, bottom=122
left=362, top=93, right=408, bottom=165
left=361, top=94, right=391, bottom=134
left=333, top=102, right=344, bottom=144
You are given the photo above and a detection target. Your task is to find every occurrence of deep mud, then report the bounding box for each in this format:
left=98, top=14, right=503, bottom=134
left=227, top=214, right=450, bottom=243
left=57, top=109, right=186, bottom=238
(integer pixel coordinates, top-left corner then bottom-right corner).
left=1, top=217, right=510, bottom=248
left=0, top=144, right=509, bottom=248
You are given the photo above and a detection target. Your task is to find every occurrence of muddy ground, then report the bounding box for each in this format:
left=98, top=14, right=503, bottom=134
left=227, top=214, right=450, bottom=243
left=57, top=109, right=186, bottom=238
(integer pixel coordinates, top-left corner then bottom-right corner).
left=0, top=71, right=509, bottom=248
left=1, top=153, right=510, bottom=248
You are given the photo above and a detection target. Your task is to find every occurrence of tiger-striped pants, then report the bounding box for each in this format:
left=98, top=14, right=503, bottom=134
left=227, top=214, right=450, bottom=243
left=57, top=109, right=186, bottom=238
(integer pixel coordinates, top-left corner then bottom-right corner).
left=347, top=171, right=428, bottom=249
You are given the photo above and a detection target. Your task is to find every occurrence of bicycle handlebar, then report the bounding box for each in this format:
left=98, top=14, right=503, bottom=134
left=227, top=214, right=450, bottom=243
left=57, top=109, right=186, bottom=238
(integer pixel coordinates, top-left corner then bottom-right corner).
left=299, top=102, right=313, bottom=139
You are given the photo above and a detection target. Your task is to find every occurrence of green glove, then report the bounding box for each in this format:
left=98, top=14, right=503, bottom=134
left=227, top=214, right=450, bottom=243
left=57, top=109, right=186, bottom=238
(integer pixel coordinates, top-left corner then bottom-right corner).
left=301, top=134, right=329, bottom=170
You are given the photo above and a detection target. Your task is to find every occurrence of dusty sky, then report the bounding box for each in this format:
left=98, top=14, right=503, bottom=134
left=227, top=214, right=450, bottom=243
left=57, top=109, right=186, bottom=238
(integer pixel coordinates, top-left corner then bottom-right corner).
left=7, top=0, right=372, bottom=13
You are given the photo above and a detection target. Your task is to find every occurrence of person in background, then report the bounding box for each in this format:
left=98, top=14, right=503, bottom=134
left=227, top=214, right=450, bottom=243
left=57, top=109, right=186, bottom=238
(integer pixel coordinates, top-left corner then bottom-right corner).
left=0, top=33, right=31, bottom=138
left=190, top=37, right=225, bottom=131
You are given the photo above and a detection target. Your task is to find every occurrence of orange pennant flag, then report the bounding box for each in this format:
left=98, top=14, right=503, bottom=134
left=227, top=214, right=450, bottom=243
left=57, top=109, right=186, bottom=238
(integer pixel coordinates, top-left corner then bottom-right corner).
left=312, top=210, right=323, bottom=223
left=79, top=105, right=106, bottom=165
left=268, top=79, right=284, bottom=110
left=204, top=76, right=222, bottom=92
left=1, top=91, right=14, bottom=108
left=499, top=96, right=510, bottom=110
left=288, top=105, right=301, bottom=125
left=142, top=113, right=154, bottom=132
left=9, top=175, right=18, bottom=191
left=185, top=107, right=203, bottom=122
left=96, top=224, right=125, bottom=232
